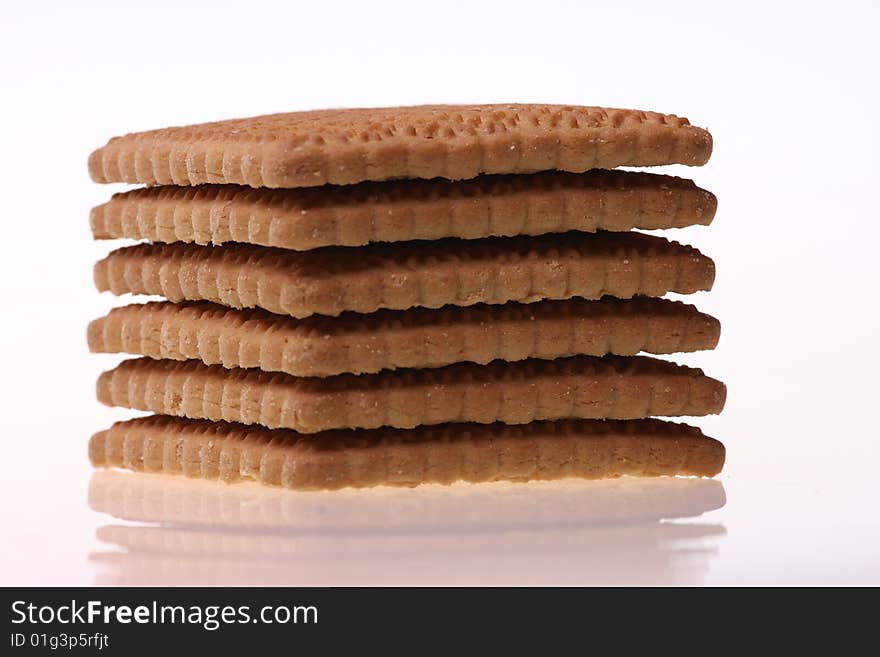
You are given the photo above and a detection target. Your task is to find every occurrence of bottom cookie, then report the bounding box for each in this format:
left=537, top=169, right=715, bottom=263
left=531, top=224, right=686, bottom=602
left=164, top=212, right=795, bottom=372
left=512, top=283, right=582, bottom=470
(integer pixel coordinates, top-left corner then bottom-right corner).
left=89, top=416, right=724, bottom=490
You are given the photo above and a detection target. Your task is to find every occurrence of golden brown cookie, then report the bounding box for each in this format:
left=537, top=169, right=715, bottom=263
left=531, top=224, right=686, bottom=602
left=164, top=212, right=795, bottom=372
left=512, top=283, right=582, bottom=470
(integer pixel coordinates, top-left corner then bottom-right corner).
left=93, top=231, right=715, bottom=318
left=87, top=298, right=721, bottom=377
left=90, top=171, right=716, bottom=249
left=88, top=105, right=713, bottom=188
left=89, top=415, right=726, bottom=489
left=96, top=355, right=726, bottom=432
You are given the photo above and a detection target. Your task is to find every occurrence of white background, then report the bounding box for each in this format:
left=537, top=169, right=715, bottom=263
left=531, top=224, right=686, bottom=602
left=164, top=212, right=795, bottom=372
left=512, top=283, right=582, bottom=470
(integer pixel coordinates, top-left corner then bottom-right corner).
left=1, top=0, right=878, bottom=585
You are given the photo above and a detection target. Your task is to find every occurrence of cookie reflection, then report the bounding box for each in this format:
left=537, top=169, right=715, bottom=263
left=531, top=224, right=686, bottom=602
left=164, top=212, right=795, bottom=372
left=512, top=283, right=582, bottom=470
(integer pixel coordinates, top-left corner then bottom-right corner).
left=88, top=472, right=726, bottom=586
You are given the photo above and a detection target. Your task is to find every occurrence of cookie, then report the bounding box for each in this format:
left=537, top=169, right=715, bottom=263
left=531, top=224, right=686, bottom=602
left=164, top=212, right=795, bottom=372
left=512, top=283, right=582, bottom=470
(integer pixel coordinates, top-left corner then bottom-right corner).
left=96, top=355, right=726, bottom=432
left=88, top=415, right=726, bottom=489
left=88, top=104, right=713, bottom=188
left=87, top=297, right=720, bottom=377
left=93, top=231, right=715, bottom=319
left=90, top=171, right=717, bottom=250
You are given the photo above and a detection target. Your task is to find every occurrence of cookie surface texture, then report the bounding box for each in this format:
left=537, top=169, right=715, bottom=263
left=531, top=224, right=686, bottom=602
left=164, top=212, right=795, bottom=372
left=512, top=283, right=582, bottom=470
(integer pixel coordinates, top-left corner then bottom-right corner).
left=89, top=415, right=726, bottom=489
left=93, top=232, right=716, bottom=318
left=96, top=355, right=727, bottom=432
left=88, top=104, right=713, bottom=188
left=90, top=171, right=716, bottom=249
left=87, top=297, right=720, bottom=376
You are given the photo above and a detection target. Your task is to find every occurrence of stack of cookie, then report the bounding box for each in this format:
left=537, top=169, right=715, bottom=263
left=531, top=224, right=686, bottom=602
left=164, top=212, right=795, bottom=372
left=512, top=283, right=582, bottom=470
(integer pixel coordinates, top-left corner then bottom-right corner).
left=87, top=104, right=725, bottom=490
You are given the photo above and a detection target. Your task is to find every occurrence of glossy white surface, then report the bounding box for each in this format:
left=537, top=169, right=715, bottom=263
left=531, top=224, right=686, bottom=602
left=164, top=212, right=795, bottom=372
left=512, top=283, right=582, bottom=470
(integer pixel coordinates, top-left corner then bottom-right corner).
left=1, top=0, right=878, bottom=586
left=4, top=424, right=879, bottom=585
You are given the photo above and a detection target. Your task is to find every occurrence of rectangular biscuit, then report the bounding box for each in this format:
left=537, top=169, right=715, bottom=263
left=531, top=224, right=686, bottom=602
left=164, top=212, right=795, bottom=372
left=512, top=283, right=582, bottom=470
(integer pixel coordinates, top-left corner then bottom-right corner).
left=89, top=416, right=725, bottom=490
left=90, top=170, right=717, bottom=250
left=96, top=355, right=726, bottom=433
left=87, top=104, right=713, bottom=188
left=89, top=415, right=726, bottom=489
left=93, top=231, right=715, bottom=318
left=87, top=298, right=721, bottom=377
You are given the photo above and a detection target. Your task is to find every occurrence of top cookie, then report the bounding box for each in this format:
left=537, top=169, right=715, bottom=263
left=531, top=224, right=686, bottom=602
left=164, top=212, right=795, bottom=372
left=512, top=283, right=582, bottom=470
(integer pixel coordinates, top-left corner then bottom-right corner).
left=88, top=104, right=713, bottom=188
